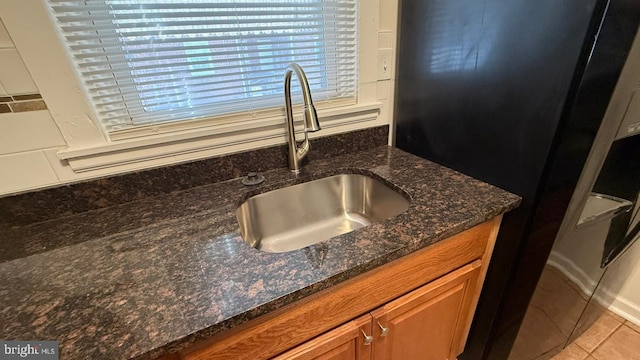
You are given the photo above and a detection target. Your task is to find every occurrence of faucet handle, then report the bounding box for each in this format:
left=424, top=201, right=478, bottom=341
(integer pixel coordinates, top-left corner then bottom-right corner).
left=302, top=104, right=321, bottom=132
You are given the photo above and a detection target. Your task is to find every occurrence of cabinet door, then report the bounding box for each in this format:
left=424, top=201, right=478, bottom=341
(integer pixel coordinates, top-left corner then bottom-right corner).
left=273, top=314, right=373, bottom=360
left=370, top=261, right=481, bottom=360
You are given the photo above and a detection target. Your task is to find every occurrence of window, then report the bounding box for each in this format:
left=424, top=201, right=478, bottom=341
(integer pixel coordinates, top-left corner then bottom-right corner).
left=47, top=0, right=358, bottom=137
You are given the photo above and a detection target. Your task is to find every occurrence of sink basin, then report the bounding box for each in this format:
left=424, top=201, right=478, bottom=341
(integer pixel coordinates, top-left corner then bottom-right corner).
left=236, top=173, right=410, bottom=253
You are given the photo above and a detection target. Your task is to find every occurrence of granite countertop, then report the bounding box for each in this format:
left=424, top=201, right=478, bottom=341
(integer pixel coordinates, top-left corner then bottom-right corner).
left=0, top=146, right=520, bottom=359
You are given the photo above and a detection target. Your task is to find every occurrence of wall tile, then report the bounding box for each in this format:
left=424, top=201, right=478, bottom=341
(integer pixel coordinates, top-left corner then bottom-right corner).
left=0, top=110, right=65, bottom=154
left=0, top=93, right=47, bottom=114
left=358, top=0, right=379, bottom=84
left=0, top=20, right=12, bottom=48
left=358, top=82, right=377, bottom=103
left=12, top=93, right=41, bottom=101
left=379, top=0, right=399, bottom=32
left=0, top=151, right=58, bottom=194
left=9, top=99, right=47, bottom=112
left=0, top=48, right=38, bottom=94
left=377, top=80, right=390, bottom=100
left=378, top=31, right=393, bottom=48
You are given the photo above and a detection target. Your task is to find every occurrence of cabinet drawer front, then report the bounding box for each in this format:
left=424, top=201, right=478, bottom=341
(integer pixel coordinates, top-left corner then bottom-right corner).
left=273, top=314, right=372, bottom=360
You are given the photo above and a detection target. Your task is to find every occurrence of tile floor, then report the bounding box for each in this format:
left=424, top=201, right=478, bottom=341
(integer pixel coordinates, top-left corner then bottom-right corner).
left=509, top=266, right=640, bottom=360
left=509, top=266, right=590, bottom=360
left=552, top=314, right=640, bottom=360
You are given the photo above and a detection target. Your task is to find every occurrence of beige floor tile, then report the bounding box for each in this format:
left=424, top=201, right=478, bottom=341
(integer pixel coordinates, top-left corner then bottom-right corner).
left=592, top=325, right=640, bottom=360
left=574, top=313, right=622, bottom=352
left=625, top=320, right=640, bottom=333
left=570, top=301, right=609, bottom=344
left=509, top=305, right=566, bottom=360
left=534, top=344, right=564, bottom=360
left=537, top=266, right=568, bottom=291
left=552, top=267, right=590, bottom=302
left=531, top=266, right=588, bottom=336
left=605, top=310, right=626, bottom=323
left=550, top=343, right=588, bottom=360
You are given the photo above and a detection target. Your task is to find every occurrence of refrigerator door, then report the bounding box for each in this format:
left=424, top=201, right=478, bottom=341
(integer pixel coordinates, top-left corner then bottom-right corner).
left=395, top=0, right=598, bottom=197
left=395, top=1, right=602, bottom=358
left=395, top=0, right=640, bottom=359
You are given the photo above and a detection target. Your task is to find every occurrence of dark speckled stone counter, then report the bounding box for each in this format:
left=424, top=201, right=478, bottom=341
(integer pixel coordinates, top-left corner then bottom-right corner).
left=0, top=146, right=520, bottom=360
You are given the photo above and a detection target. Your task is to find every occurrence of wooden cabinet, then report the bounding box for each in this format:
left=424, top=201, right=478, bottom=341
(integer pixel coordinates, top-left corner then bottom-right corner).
left=178, top=217, right=501, bottom=360
left=276, top=262, right=481, bottom=360
left=370, top=262, right=480, bottom=360
left=273, top=315, right=372, bottom=360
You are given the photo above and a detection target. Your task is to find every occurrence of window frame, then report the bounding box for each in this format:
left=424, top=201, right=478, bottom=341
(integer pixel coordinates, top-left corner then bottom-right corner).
left=50, top=0, right=360, bottom=134
left=0, top=0, right=386, bottom=174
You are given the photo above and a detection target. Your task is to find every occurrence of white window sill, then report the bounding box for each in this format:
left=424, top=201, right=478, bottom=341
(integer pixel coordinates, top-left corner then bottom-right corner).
left=57, top=102, right=384, bottom=173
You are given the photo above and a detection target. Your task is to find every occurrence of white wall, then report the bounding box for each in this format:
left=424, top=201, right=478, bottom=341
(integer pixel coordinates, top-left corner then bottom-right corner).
left=0, top=0, right=400, bottom=196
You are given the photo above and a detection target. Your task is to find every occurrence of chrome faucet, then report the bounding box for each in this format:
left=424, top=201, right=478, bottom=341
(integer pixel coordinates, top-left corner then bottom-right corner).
left=284, top=63, right=321, bottom=173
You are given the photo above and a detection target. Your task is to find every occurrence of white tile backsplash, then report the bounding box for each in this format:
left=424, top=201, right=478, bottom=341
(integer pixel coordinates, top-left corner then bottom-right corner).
left=358, top=82, right=378, bottom=103
left=0, top=150, right=58, bottom=195
left=378, top=31, right=393, bottom=49
left=379, top=0, right=399, bottom=32
left=0, top=110, right=65, bottom=155
left=0, top=48, right=38, bottom=94
left=0, top=20, right=12, bottom=49
left=358, top=0, right=380, bottom=85
left=377, top=80, right=390, bottom=100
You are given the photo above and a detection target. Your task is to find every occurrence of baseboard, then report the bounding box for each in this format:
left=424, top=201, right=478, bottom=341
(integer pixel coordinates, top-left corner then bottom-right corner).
left=601, top=291, right=640, bottom=327
left=547, top=250, right=640, bottom=327
left=546, top=251, right=598, bottom=297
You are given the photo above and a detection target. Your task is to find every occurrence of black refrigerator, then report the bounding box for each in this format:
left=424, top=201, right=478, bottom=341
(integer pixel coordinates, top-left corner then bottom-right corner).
left=393, top=0, right=640, bottom=359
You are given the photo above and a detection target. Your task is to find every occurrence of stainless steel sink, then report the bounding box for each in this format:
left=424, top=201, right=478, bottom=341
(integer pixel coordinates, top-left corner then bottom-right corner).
left=236, top=173, right=410, bottom=253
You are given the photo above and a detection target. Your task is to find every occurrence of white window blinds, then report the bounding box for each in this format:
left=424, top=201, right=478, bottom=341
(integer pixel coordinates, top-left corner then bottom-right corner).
left=47, top=0, right=358, bottom=134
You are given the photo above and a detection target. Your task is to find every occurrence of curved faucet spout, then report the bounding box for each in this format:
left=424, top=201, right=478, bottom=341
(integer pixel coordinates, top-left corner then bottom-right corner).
left=284, top=63, right=322, bottom=173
